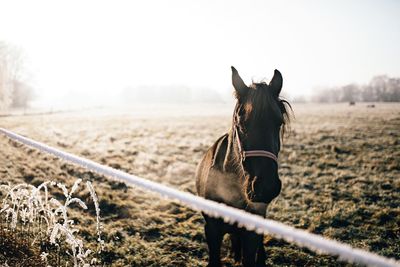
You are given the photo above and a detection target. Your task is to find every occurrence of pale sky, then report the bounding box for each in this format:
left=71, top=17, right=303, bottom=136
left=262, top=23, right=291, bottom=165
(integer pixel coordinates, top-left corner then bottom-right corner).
left=0, top=0, right=399, bottom=106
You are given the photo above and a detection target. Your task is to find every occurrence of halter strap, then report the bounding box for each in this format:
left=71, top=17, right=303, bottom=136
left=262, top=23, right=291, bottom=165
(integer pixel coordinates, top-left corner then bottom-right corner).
left=234, top=125, right=278, bottom=164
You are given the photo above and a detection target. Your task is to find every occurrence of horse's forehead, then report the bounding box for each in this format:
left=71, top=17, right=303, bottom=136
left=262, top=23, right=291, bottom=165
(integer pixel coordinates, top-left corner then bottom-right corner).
left=246, top=91, right=283, bottom=122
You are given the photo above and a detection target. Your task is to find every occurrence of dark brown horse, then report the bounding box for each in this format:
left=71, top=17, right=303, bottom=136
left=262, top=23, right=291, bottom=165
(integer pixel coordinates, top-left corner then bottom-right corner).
left=195, top=67, right=291, bottom=267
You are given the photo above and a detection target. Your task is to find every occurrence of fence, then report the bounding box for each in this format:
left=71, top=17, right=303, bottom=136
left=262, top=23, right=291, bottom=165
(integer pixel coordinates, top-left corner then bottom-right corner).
left=0, top=127, right=399, bottom=267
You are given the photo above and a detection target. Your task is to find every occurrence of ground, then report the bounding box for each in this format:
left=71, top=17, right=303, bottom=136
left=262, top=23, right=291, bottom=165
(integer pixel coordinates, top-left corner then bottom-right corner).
left=0, top=103, right=399, bottom=266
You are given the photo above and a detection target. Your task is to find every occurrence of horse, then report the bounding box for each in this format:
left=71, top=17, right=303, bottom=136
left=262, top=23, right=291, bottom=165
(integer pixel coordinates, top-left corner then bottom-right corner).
left=195, top=66, right=291, bottom=267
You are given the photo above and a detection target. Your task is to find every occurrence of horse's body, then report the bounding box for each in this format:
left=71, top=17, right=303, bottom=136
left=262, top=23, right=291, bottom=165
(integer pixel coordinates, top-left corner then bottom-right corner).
left=195, top=67, right=290, bottom=267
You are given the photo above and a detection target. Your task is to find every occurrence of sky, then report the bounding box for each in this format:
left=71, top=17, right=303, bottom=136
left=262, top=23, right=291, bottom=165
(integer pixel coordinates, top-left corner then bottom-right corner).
left=0, top=0, right=399, bottom=107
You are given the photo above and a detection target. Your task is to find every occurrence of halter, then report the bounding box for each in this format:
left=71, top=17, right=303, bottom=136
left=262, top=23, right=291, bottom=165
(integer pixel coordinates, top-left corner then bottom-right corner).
left=234, top=126, right=278, bottom=163
left=233, top=105, right=278, bottom=164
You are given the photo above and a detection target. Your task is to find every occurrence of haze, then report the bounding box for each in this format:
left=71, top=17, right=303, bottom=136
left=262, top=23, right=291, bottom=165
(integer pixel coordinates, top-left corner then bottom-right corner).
left=1, top=0, right=399, bottom=108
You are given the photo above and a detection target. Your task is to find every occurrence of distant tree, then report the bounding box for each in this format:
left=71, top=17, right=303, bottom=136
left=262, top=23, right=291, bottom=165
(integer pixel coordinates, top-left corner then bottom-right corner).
left=362, top=75, right=400, bottom=102
left=11, top=80, right=34, bottom=108
left=340, top=84, right=360, bottom=102
left=387, top=77, right=400, bottom=102
left=362, top=84, right=376, bottom=102
left=311, top=75, right=400, bottom=103
left=367, top=75, right=388, bottom=101
left=0, top=42, right=13, bottom=110
left=0, top=41, right=33, bottom=110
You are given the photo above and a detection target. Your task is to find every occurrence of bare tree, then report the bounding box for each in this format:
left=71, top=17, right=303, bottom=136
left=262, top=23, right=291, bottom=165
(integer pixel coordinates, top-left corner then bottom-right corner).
left=0, top=41, right=32, bottom=110
left=11, top=80, right=34, bottom=108
left=311, top=75, right=400, bottom=103
left=387, top=77, right=400, bottom=102
left=340, top=84, right=360, bottom=102
left=0, top=42, right=13, bottom=110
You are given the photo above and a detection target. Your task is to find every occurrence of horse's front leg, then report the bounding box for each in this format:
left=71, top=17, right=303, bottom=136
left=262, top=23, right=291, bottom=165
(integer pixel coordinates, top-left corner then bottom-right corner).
left=204, top=216, right=224, bottom=267
left=230, top=232, right=242, bottom=263
left=241, top=230, right=263, bottom=267
left=247, top=202, right=267, bottom=266
left=256, top=239, right=266, bottom=267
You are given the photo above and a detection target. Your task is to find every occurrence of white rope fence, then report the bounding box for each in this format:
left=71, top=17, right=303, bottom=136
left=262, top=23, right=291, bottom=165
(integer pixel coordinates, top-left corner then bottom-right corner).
left=0, top=127, right=399, bottom=267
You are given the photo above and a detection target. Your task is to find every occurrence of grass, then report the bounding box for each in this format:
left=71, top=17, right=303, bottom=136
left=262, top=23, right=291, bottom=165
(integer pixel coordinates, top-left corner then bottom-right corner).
left=0, top=103, right=399, bottom=266
left=0, top=179, right=103, bottom=266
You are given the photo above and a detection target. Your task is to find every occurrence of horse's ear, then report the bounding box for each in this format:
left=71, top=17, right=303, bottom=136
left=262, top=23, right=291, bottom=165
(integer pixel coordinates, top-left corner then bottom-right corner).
left=269, top=69, right=283, bottom=96
left=231, top=66, right=248, bottom=99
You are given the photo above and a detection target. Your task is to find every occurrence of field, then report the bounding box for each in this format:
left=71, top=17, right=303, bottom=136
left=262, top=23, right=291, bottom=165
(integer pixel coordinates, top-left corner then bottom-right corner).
left=0, top=103, right=399, bottom=266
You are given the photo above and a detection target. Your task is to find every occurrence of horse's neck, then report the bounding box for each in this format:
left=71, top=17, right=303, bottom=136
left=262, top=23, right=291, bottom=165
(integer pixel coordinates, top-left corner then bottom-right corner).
left=222, top=128, right=242, bottom=173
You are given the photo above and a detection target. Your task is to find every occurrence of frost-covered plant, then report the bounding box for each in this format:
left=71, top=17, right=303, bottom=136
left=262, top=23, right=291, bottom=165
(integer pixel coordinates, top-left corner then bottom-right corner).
left=0, top=178, right=103, bottom=267
left=86, top=181, right=103, bottom=248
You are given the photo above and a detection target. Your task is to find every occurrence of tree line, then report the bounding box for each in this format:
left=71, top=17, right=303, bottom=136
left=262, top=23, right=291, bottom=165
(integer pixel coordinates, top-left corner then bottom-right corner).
left=2, top=40, right=399, bottom=109
left=311, top=75, right=400, bottom=103
left=0, top=42, right=34, bottom=110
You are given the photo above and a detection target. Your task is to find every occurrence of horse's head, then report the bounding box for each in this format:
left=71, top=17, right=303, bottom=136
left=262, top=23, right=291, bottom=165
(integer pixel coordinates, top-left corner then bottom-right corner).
left=231, top=66, right=290, bottom=202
